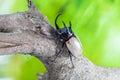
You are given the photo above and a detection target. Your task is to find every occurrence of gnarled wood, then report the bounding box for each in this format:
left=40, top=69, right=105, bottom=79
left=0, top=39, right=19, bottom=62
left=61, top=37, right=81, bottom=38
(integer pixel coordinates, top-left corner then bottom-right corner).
left=0, top=2, right=120, bottom=80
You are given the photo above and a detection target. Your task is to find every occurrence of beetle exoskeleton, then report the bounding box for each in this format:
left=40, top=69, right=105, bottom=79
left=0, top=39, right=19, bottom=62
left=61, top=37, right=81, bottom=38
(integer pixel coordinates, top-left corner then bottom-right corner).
left=54, top=13, right=82, bottom=67
left=66, top=36, right=82, bottom=58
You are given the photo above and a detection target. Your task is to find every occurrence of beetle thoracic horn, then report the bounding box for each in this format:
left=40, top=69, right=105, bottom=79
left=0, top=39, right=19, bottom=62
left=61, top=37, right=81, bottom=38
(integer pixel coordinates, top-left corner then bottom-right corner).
left=55, top=14, right=61, bottom=29
left=62, top=21, right=67, bottom=28
left=69, top=21, right=72, bottom=28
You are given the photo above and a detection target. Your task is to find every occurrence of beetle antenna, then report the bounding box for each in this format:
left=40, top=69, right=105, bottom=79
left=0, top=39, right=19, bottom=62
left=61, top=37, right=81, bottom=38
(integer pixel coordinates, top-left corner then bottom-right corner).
left=62, top=21, right=67, bottom=28
left=55, top=14, right=61, bottom=29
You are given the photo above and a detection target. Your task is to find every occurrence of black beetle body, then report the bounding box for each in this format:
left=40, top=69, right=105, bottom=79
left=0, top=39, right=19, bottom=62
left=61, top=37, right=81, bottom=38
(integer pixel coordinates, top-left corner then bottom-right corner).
left=54, top=14, right=82, bottom=67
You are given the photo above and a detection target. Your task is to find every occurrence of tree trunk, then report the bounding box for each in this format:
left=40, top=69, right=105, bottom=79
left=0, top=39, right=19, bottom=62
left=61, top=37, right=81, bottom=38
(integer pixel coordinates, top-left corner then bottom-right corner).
left=0, top=2, right=120, bottom=80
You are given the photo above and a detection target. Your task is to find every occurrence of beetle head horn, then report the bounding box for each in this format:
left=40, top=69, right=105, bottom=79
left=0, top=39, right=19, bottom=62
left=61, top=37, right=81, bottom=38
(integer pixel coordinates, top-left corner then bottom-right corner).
left=55, top=13, right=62, bottom=29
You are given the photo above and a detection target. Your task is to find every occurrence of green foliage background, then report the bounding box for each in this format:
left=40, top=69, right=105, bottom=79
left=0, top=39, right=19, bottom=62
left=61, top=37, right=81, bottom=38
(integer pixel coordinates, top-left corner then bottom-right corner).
left=0, top=54, right=47, bottom=80
left=33, top=0, right=120, bottom=67
left=0, top=0, right=28, bottom=14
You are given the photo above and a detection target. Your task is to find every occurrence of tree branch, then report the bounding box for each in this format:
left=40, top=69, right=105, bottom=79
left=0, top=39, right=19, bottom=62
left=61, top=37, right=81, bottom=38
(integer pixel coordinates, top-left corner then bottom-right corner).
left=0, top=2, right=120, bottom=80
left=0, top=7, right=56, bottom=56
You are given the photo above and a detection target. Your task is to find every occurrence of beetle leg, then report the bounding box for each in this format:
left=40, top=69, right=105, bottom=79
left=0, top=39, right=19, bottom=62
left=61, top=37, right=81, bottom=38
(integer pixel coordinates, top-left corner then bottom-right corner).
left=68, top=50, right=74, bottom=68
left=52, top=42, right=65, bottom=62
left=52, top=48, right=62, bottom=62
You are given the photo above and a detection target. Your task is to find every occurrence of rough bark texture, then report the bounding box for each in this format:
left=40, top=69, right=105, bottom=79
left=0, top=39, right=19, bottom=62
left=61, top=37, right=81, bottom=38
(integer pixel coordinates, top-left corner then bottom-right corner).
left=0, top=3, right=120, bottom=80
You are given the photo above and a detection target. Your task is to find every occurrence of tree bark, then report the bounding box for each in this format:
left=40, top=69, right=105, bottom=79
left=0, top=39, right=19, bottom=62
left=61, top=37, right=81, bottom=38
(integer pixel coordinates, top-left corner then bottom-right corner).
left=0, top=6, right=56, bottom=55
left=0, top=2, right=120, bottom=80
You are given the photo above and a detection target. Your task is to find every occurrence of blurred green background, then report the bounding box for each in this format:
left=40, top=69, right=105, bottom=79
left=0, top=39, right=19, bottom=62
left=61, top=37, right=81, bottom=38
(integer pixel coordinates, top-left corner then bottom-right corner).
left=0, top=0, right=28, bottom=14
left=34, top=0, right=120, bottom=67
left=0, top=54, right=47, bottom=80
left=33, top=0, right=120, bottom=67
left=0, top=0, right=120, bottom=80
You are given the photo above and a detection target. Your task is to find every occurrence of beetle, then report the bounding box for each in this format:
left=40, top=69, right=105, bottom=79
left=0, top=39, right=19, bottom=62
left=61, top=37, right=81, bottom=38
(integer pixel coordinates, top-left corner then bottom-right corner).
left=53, top=13, right=82, bottom=68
